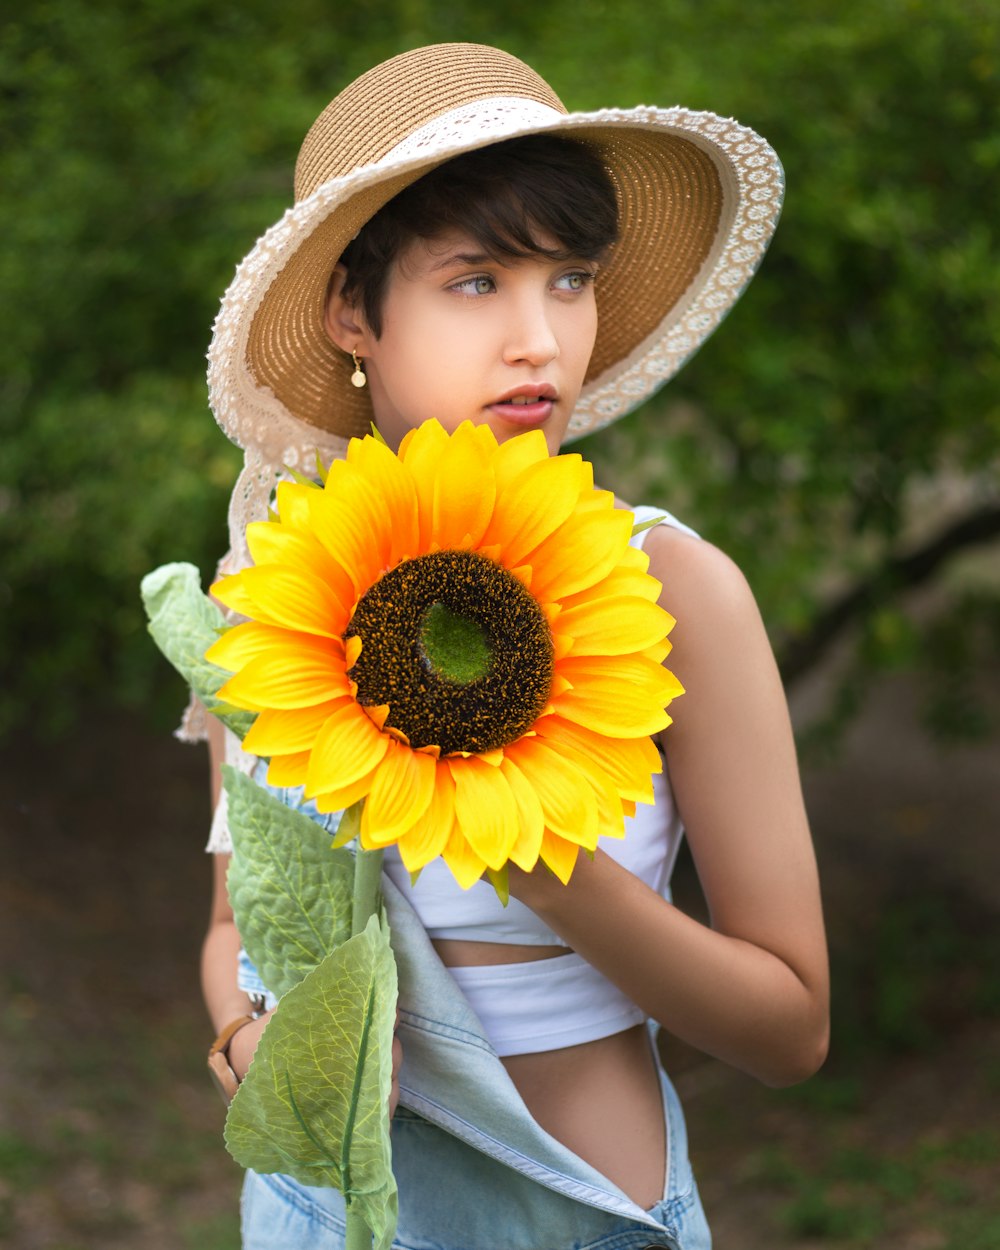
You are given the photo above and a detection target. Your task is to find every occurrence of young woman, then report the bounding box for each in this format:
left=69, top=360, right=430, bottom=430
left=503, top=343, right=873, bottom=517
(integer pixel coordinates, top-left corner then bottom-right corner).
left=195, top=43, right=829, bottom=1250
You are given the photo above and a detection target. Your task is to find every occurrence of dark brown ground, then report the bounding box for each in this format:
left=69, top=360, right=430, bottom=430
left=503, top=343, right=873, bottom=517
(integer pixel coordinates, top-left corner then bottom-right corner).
left=1, top=670, right=997, bottom=1248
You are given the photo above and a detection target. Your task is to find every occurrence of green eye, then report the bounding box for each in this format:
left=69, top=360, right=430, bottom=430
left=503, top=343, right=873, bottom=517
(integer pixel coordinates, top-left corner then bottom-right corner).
left=556, top=270, right=592, bottom=292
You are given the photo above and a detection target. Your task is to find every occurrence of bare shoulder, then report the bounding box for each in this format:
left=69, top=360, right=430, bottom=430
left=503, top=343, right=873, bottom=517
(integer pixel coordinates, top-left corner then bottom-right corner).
left=640, top=521, right=792, bottom=770
left=611, top=499, right=771, bottom=690
left=642, top=523, right=768, bottom=659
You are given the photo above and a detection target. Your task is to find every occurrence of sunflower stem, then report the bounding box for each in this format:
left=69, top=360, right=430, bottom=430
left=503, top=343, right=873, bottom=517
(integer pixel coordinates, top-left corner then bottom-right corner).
left=345, top=1209, right=373, bottom=1250
left=344, top=820, right=384, bottom=1250
left=351, top=847, right=384, bottom=938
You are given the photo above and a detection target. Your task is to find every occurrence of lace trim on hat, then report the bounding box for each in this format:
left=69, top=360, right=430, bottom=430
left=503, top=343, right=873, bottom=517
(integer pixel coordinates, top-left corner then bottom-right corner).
left=568, top=113, right=782, bottom=432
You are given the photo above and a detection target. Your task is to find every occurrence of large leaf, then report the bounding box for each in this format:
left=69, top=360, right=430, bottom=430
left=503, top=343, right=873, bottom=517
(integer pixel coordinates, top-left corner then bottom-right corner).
left=225, top=913, right=398, bottom=1250
left=224, top=766, right=354, bottom=997
left=139, top=561, right=254, bottom=738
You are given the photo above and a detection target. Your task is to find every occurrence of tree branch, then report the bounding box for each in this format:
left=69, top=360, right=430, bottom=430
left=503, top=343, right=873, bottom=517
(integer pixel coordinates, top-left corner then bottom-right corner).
left=777, top=503, right=1000, bottom=687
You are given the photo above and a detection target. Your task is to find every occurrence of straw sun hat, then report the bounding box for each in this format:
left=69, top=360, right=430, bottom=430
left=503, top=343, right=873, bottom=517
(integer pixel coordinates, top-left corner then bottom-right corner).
left=209, top=42, right=783, bottom=563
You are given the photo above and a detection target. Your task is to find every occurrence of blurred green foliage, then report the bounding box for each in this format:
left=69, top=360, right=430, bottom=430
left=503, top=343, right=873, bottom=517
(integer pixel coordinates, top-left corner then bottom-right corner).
left=1, top=0, right=997, bottom=739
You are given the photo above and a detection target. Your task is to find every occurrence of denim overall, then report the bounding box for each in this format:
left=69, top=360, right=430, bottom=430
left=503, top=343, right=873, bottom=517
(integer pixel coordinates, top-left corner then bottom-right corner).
left=236, top=507, right=712, bottom=1249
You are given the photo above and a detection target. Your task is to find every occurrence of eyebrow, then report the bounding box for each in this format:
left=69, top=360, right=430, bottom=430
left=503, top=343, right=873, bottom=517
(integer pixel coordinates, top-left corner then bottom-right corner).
left=425, top=250, right=502, bottom=273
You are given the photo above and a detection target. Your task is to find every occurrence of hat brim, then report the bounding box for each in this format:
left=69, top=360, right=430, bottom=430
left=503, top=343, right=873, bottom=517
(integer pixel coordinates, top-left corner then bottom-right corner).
left=209, top=104, right=782, bottom=450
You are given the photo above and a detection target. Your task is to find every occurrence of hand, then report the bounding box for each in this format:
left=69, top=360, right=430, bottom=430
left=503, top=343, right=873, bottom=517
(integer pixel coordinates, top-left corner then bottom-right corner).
left=227, top=1010, right=272, bottom=1082
left=225, top=1006, right=404, bottom=1118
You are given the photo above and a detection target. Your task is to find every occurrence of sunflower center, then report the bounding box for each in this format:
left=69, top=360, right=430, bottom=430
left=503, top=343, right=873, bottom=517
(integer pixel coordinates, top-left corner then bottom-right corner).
left=418, top=601, right=492, bottom=685
left=345, top=549, right=554, bottom=756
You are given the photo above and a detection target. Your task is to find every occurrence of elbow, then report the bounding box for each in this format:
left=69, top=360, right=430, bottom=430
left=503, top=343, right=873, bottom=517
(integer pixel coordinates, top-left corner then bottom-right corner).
left=758, top=1013, right=830, bottom=1089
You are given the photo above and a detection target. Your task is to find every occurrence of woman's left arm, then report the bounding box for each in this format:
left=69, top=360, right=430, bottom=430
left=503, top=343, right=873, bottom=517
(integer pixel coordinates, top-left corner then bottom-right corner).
left=510, top=528, right=830, bottom=1087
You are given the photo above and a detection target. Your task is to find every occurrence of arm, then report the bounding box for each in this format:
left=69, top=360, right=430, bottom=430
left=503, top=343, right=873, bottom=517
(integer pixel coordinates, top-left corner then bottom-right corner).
left=201, top=716, right=403, bottom=1106
left=510, top=529, right=829, bottom=1087
left=202, top=714, right=271, bottom=1081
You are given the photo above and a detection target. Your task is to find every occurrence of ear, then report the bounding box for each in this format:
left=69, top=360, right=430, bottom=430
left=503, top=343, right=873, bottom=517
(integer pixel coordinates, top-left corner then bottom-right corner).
left=323, top=264, right=373, bottom=354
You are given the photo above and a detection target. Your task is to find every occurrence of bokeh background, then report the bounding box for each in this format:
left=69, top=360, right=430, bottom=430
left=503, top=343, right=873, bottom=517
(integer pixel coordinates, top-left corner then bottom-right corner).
left=1, top=2, right=998, bottom=1246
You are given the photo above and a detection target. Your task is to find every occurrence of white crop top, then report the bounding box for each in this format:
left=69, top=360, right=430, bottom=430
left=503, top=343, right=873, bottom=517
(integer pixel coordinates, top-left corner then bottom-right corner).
left=382, top=505, right=700, bottom=1055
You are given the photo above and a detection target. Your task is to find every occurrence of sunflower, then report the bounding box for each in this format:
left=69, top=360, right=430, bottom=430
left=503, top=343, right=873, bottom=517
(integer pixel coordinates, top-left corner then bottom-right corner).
left=207, top=419, right=682, bottom=888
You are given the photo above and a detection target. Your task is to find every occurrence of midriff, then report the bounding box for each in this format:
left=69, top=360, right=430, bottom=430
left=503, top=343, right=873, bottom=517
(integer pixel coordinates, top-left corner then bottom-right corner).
left=432, top=939, right=666, bottom=1209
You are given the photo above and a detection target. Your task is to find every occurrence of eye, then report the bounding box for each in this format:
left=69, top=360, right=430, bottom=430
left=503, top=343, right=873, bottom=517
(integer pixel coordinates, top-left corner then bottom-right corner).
left=452, top=274, right=496, bottom=296
left=554, top=269, right=595, bottom=293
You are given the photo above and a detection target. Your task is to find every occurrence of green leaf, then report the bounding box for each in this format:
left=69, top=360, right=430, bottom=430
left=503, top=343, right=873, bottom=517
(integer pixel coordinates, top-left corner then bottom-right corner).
left=225, top=913, right=398, bottom=1250
left=485, top=864, right=510, bottom=907
left=331, top=800, right=362, bottom=850
left=139, top=562, right=254, bottom=739
left=224, top=767, right=354, bottom=997
left=281, top=463, right=323, bottom=488
left=630, top=514, right=666, bottom=538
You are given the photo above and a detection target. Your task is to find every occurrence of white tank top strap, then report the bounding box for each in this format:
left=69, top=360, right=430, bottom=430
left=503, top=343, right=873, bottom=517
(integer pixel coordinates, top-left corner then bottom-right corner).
left=628, top=504, right=701, bottom=547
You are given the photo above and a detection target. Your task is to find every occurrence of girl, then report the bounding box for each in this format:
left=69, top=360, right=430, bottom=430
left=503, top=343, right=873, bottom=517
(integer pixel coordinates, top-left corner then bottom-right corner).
left=197, top=43, right=829, bottom=1250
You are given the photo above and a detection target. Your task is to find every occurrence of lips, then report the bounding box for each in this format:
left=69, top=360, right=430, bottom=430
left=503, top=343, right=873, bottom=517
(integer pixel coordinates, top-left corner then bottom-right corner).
left=488, top=384, right=558, bottom=427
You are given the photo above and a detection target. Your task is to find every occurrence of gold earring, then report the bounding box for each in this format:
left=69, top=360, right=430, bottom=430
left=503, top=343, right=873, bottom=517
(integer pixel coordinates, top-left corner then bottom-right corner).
left=350, top=349, right=367, bottom=389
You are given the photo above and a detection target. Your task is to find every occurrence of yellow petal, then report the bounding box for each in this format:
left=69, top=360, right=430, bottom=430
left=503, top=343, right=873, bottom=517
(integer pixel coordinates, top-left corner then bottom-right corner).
left=498, top=757, right=545, bottom=872
left=557, top=595, right=673, bottom=658
left=406, top=421, right=497, bottom=552
left=448, top=755, right=519, bottom=870
left=398, top=417, right=449, bottom=466
left=395, top=762, right=456, bottom=873
left=539, top=831, right=580, bottom=885
left=536, top=716, right=660, bottom=803
left=273, top=480, right=318, bottom=530
left=396, top=421, right=449, bottom=546
left=345, top=434, right=420, bottom=567
left=361, top=742, right=436, bottom=845
left=441, top=824, right=489, bottom=889
left=526, top=728, right=630, bottom=842
left=243, top=699, right=349, bottom=756
left=210, top=571, right=256, bottom=617
left=239, top=564, right=349, bottom=637
left=491, top=427, right=549, bottom=490
left=218, top=637, right=348, bottom=710
left=523, top=507, right=632, bottom=602
left=551, top=656, right=682, bottom=737
left=504, top=736, right=597, bottom=850
left=558, top=546, right=657, bottom=611
left=265, top=750, right=312, bottom=788
left=309, top=484, right=390, bottom=600
left=245, top=521, right=355, bottom=613
left=305, top=700, right=389, bottom=795
left=479, top=455, right=586, bottom=568
left=312, top=773, right=377, bottom=814
left=206, top=621, right=324, bottom=672
left=643, top=637, right=673, bottom=665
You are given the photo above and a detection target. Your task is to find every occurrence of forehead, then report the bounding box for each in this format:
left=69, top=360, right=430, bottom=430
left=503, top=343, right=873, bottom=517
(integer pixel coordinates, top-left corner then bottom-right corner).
left=396, top=230, right=494, bottom=277
left=393, top=228, right=571, bottom=281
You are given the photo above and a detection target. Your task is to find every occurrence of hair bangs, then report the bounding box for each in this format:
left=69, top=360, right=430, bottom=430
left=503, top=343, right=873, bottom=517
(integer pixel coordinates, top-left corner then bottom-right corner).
left=339, top=135, right=619, bottom=337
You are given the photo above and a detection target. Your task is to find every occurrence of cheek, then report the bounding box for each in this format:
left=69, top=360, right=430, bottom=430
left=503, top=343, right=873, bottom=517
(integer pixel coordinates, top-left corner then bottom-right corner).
left=566, top=304, right=599, bottom=384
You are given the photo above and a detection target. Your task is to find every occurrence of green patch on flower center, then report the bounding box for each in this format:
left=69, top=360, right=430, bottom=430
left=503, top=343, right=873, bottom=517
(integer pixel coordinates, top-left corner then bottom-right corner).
left=346, top=550, right=554, bottom=756
left=418, top=601, right=492, bottom=685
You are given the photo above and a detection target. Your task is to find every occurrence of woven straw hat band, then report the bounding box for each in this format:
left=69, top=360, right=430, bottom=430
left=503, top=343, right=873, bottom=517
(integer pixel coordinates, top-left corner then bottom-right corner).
left=295, top=45, right=566, bottom=198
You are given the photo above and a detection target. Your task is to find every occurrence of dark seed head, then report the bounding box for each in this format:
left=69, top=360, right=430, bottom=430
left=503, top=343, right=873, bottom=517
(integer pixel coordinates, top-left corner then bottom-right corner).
left=345, top=550, right=554, bottom=756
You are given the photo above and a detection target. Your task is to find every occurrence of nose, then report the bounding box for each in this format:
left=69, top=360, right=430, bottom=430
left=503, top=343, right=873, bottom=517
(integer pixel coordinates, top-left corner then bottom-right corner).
left=502, top=289, right=559, bottom=368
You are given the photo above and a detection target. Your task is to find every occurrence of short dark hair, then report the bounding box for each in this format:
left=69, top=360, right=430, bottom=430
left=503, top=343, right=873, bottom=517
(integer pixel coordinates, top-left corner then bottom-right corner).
left=338, top=134, right=619, bottom=337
